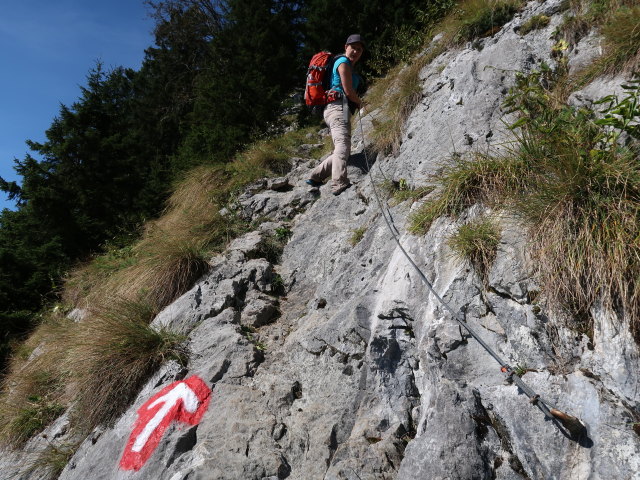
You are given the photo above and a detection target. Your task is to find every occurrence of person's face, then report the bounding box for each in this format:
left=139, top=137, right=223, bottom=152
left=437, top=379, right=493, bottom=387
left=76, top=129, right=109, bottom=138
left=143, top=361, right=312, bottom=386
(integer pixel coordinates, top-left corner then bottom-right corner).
left=345, top=42, right=364, bottom=64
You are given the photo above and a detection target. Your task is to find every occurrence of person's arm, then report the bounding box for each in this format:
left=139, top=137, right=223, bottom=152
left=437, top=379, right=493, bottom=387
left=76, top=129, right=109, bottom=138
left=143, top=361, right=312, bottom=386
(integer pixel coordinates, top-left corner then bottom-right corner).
left=338, top=62, right=361, bottom=108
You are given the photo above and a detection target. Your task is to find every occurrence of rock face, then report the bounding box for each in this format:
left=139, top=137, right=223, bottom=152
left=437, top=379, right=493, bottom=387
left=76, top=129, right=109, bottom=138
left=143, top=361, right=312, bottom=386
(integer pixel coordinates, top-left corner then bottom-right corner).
left=4, top=1, right=639, bottom=478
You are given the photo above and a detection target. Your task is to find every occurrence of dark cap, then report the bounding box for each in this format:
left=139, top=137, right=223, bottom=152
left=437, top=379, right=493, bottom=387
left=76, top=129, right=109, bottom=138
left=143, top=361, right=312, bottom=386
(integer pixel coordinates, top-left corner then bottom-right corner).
left=345, top=34, right=365, bottom=47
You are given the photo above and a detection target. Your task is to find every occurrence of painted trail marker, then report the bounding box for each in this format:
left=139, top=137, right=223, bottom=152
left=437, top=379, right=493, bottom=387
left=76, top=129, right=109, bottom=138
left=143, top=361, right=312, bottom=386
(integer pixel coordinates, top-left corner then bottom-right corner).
left=120, top=375, right=211, bottom=471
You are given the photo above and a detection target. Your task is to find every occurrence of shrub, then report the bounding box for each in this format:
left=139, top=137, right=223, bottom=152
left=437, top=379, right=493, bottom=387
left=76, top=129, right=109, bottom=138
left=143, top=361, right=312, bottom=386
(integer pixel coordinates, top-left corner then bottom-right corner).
left=448, top=217, right=501, bottom=285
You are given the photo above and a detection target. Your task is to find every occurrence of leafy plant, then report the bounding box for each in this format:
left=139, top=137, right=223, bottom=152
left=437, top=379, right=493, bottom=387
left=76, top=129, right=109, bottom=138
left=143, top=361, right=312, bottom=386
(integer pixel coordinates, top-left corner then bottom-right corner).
left=274, top=226, right=293, bottom=242
left=270, top=274, right=285, bottom=296
left=240, top=325, right=266, bottom=351
left=594, top=79, right=640, bottom=142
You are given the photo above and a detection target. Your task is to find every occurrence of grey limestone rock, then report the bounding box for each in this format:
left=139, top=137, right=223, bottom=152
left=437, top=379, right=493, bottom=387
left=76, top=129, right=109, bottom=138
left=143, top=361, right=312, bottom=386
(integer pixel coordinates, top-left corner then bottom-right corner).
left=11, top=2, right=640, bottom=479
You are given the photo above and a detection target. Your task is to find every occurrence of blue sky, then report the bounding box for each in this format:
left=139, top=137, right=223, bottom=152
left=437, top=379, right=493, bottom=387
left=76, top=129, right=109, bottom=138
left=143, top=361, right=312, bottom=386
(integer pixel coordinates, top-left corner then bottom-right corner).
left=0, top=0, right=155, bottom=210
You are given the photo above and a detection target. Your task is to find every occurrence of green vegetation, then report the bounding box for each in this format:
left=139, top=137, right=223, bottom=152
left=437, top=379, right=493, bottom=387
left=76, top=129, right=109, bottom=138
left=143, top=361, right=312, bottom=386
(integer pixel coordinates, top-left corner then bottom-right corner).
left=381, top=179, right=434, bottom=204
left=0, top=122, right=318, bottom=446
left=453, top=0, right=522, bottom=43
left=408, top=153, right=526, bottom=234
left=2, top=0, right=639, bottom=453
left=3, top=397, right=65, bottom=447
left=599, top=5, right=640, bottom=74
left=414, top=68, right=640, bottom=340
left=553, top=0, right=640, bottom=90
left=519, top=15, right=551, bottom=35
left=349, top=227, right=367, bottom=246
left=31, top=443, right=79, bottom=478
left=448, top=217, right=501, bottom=285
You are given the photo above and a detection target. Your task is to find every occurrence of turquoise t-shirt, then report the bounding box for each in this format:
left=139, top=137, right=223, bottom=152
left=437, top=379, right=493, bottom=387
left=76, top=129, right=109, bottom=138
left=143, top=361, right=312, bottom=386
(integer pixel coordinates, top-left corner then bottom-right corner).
left=330, top=56, right=360, bottom=94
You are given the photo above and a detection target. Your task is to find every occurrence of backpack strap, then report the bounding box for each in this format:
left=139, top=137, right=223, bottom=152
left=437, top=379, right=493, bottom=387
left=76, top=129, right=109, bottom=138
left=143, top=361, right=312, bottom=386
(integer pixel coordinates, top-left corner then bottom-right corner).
left=325, top=54, right=350, bottom=102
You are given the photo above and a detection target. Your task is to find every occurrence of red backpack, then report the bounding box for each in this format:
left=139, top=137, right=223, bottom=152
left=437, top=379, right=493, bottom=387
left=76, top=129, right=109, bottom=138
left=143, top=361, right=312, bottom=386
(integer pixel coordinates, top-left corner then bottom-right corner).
left=304, top=51, right=342, bottom=115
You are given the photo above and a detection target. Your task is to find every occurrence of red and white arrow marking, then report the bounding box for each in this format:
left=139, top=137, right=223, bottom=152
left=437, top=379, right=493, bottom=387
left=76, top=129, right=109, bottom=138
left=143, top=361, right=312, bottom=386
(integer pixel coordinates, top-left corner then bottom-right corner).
left=120, top=375, right=211, bottom=471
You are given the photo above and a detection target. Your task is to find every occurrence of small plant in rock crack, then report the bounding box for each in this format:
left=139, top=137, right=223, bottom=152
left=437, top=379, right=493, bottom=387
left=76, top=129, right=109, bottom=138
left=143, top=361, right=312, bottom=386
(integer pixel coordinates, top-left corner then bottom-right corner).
left=274, top=225, right=293, bottom=242
left=240, top=326, right=267, bottom=351
left=513, top=364, right=528, bottom=376
left=349, top=227, right=367, bottom=246
left=270, top=274, right=285, bottom=295
left=519, top=14, right=550, bottom=35
left=30, top=441, right=80, bottom=477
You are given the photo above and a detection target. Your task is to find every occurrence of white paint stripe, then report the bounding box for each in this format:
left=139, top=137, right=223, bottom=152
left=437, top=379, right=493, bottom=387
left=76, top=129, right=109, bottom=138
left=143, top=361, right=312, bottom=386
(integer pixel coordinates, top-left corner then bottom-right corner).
left=131, top=382, right=200, bottom=453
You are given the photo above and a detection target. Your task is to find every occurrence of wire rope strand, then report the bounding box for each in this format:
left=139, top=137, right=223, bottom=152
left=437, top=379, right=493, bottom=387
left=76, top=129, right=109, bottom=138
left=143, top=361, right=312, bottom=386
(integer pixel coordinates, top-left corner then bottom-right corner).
left=356, top=110, right=555, bottom=419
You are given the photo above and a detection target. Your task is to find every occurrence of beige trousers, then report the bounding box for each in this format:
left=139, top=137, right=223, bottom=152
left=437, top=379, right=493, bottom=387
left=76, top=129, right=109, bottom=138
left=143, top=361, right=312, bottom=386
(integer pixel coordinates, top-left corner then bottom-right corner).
left=310, top=100, right=351, bottom=192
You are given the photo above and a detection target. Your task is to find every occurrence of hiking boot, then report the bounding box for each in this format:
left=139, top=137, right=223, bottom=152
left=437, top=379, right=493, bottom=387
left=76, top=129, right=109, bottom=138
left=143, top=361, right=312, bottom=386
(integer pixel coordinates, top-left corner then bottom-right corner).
left=332, top=183, right=352, bottom=196
left=305, top=179, right=322, bottom=188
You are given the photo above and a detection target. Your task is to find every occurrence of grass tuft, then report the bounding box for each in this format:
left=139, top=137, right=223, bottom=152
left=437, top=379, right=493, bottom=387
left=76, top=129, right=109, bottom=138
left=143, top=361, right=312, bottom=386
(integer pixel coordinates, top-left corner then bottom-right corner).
left=416, top=68, right=640, bottom=340
left=349, top=227, right=367, bottom=246
left=453, top=0, right=522, bottom=43
left=30, top=442, right=79, bottom=478
left=599, top=5, right=640, bottom=74
left=0, top=313, right=71, bottom=448
left=448, top=217, right=501, bottom=285
left=69, top=298, right=187, bottom=429
left=519, top=15, right=551, bottom=35
left=408, top=153, right=527, bottom=234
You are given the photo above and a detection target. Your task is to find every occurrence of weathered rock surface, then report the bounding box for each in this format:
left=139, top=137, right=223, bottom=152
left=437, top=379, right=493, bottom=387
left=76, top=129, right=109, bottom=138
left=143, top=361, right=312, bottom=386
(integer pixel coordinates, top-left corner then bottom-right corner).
left=3, top=1, right=639, bottom=479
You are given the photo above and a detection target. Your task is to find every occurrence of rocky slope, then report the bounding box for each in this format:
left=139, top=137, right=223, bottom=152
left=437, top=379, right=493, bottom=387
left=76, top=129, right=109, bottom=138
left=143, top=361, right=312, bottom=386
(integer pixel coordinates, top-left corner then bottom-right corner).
left=4, top=0, right=639, bottom=478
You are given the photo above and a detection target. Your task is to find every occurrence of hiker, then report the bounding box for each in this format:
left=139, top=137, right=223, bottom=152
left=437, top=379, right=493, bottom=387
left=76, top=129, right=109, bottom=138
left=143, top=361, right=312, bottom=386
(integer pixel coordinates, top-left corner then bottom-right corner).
left=306, top=34, right=365, bottom=196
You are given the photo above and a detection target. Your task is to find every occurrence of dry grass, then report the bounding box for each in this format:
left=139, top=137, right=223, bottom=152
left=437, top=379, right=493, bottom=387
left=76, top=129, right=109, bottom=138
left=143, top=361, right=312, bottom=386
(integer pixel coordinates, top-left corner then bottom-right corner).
left=68, top=298, right=187, bottom=429
left=553, top=0, right=640, bottom=95
left=408, top=153, right=527, bottom=234
left=367, top=0, right=524, bottom=156
left=599, top=5, right=640, bottom=74
left=1, top=124, right=323, bottom=446
left=0, top=313, right=71, bottom=447
left=414, top=68, right=640, bottom=341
